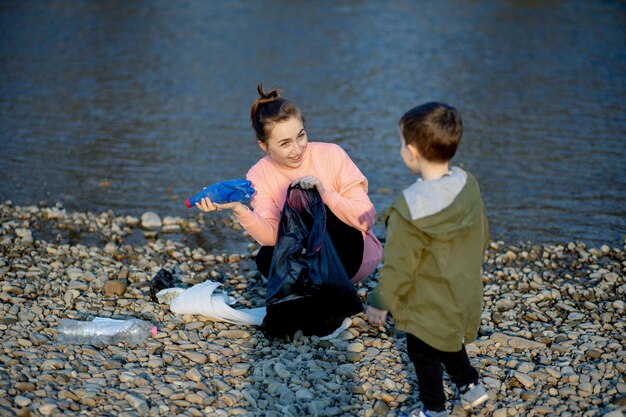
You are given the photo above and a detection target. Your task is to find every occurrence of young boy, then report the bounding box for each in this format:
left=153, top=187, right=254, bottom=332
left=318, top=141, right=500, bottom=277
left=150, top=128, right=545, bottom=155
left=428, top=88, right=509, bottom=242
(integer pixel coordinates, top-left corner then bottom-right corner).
left=366, top=102, right=490, bottom=417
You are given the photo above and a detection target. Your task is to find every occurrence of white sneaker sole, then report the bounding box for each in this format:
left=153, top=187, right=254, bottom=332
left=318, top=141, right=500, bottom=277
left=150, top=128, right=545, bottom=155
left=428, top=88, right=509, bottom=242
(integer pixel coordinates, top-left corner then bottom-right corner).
left=462, top=392, right=489, bottom=409
left=319, top=317, right=352, bottom=340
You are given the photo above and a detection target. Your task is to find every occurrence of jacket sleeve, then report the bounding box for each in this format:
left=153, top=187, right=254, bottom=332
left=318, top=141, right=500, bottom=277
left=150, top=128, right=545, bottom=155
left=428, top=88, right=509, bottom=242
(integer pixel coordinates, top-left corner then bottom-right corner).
left=235, top=167, right=281, bottom=246
left=321, top=146, right=376, bottom=232
left=367, top=207, right=421, bottom=312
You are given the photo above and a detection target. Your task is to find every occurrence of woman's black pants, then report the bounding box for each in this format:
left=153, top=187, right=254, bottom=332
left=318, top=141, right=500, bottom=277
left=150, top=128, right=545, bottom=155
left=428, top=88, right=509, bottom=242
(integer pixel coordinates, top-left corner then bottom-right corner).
left=406, top=333, right=479, bottom=412
left=255, top=205, right=364, bottom=279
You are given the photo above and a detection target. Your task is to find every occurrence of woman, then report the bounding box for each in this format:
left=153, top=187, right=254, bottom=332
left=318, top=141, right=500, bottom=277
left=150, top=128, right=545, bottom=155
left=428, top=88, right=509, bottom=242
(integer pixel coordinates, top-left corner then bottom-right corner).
left=196, top=85, right=382, bottom=283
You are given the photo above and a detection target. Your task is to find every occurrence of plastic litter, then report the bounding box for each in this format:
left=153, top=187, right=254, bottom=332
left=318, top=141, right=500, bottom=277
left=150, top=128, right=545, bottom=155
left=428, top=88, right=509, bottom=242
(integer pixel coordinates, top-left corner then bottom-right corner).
left=56, top=317, right=157, bottom=346
left=149, top=268, right=175, bottom=302
left=185, top=179, right=255, bottom=208
left=169, top=281, right=266, bottom=326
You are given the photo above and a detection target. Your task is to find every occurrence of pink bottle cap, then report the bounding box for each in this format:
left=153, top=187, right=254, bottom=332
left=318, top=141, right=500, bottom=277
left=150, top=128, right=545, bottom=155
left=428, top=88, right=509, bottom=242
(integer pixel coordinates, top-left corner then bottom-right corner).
left=151, top=326, right=158, bottom=337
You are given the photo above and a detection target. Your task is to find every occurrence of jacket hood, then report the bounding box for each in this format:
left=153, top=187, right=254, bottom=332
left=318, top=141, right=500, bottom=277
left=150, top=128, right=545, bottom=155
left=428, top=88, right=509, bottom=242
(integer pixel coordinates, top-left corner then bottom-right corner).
left=396, top=168, right=484, bottom=238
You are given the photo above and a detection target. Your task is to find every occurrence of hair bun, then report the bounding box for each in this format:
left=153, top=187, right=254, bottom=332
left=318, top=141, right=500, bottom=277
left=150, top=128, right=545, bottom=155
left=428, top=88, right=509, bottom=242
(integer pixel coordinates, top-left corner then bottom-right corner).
left=257, top=83, right=281, bottom=103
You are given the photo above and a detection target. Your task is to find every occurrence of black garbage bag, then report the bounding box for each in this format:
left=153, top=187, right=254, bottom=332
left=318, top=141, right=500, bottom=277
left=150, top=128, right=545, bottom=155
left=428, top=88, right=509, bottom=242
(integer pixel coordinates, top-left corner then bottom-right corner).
left=262, top=185, right=363, bottom=339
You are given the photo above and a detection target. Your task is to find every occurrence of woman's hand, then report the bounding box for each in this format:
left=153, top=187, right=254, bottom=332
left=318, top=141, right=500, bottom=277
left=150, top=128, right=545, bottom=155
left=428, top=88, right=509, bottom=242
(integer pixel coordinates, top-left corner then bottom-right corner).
left=195, top=197, right=248, bottom=216
left=365, top=305, right=388, bottom=326
left=291, top=176, right=325, bottom=195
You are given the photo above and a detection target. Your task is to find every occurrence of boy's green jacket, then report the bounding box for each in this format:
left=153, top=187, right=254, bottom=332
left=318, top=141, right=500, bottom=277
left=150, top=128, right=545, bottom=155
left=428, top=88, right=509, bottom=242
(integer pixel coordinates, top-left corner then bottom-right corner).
left=368, top=169, right=489, bottom=352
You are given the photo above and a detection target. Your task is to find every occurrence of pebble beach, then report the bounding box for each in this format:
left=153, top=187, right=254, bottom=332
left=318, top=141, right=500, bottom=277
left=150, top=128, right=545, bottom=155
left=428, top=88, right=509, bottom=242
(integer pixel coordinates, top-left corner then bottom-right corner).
left=0, top=202, right=624, bottom=417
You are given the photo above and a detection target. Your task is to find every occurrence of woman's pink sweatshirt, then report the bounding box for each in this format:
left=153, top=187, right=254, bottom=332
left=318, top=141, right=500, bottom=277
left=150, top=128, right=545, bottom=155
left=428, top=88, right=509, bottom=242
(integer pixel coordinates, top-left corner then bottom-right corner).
left=236, top=142, right=382, bottom=282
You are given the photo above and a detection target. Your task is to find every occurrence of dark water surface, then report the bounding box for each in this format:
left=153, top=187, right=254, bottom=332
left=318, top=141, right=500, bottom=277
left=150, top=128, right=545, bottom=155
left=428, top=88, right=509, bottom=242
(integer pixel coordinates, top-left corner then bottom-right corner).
left=1, top=1, right=625, bottom=252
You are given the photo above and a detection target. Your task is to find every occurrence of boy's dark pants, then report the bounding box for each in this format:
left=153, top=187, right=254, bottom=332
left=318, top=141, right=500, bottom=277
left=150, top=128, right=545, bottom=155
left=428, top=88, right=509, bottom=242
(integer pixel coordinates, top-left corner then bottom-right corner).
left=406, top=333, right=479, bottom=412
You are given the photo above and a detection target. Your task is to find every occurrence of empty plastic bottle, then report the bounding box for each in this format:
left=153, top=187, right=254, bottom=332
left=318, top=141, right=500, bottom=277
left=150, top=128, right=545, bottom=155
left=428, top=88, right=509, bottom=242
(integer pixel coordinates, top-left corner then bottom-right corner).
left=56, top=317, right=157, bottom=346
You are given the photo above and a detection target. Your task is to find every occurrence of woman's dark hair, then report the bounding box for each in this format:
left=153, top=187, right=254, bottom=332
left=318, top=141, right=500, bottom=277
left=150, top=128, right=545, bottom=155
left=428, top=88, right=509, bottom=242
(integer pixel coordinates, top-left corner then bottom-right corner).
left=250, top=84, right=304, bottom=143
left=399, top=102, right=463, bottom=163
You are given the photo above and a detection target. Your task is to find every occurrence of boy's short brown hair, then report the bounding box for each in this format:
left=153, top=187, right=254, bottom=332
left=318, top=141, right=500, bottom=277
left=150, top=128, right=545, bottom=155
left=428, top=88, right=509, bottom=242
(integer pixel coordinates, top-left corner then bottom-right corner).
left=399, top=102, right=463, bottom=163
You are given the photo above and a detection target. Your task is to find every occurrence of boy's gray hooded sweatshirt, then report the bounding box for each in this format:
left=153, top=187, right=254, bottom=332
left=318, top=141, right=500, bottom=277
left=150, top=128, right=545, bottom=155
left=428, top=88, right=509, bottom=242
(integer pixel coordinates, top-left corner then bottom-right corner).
left=368, top=167, right=489, bottom=352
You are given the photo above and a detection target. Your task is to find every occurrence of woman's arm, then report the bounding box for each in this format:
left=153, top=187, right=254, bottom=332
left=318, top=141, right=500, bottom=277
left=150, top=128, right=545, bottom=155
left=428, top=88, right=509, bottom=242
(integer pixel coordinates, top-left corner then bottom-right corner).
left=323, top=185, right=375, bottom=232
left=321, top=147, right=376, bottom=232
left=234, top=167, right=281, bottom=246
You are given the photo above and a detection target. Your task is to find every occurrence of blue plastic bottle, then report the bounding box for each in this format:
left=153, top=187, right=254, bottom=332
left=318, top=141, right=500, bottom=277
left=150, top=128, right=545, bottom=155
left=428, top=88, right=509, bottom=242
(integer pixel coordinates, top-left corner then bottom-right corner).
left=186, top=179, right=255, bottom=208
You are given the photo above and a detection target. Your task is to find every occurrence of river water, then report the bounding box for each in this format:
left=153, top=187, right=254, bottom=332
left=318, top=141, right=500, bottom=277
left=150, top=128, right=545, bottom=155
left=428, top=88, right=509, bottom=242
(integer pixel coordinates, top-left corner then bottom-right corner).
left=1, top=1, right=625, bottom=252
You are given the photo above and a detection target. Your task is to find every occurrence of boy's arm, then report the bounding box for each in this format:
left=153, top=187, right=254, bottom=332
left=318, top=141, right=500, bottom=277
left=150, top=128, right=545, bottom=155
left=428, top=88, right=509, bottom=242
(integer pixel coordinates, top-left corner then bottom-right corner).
left=367, top=208, right=422, bottom=312
left=365, top=305, right=387, bottom=326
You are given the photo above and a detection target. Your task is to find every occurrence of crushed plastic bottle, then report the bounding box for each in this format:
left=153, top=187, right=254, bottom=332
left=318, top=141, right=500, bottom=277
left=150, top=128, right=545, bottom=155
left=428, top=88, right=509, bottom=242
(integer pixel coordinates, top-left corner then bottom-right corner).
left=185, top=179, right=255, bottom=208
left=56, top=317, right=157, bottom=346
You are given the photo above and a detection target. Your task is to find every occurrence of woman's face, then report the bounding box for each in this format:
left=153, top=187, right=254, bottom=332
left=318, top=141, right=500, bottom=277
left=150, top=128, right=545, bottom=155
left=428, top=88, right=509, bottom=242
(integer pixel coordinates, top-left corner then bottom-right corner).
left=259, top=117, right=308, bottom=168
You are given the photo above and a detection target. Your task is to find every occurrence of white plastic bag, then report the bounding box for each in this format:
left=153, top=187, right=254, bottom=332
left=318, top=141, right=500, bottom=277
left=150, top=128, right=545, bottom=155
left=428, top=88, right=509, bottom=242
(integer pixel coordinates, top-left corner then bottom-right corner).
left=169, top=281, right=266, bottom=326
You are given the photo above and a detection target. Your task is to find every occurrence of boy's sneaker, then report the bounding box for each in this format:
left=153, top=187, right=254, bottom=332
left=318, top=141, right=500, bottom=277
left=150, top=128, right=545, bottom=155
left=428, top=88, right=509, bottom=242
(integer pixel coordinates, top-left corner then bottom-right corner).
left=459, top=382, right=489, bottom=409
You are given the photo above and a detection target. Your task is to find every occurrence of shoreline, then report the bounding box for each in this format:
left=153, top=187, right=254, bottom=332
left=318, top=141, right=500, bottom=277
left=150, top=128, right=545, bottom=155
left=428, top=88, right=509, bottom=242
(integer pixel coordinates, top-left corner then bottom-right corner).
left=1, top=202, right=625, bottom=416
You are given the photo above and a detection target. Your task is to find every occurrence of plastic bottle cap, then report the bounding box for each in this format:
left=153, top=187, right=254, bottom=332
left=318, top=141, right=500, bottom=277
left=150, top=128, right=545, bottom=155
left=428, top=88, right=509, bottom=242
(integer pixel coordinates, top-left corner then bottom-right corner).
left=185, top=198, right=192, bottom=208
left=151, top=326, right=158, bottom=337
